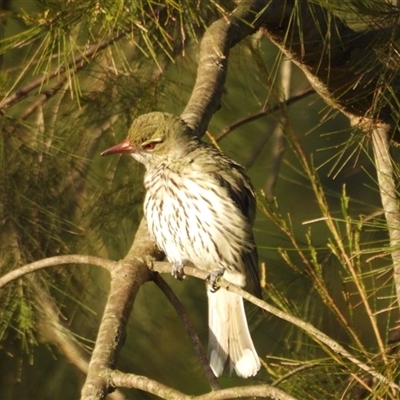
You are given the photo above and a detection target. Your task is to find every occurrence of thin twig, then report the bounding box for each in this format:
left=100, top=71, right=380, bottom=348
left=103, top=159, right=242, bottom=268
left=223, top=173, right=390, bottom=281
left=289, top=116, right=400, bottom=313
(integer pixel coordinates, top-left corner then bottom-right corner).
left=0, top=255, right=117, bottom=288
left=192, top=384, right=297, bottom=400
left=271, top=362, right=322, bottom=386
left=153, top=273, right=220, bottom=391
left=229, top=283, right=400, bottom=392
left=282, top=112, right=388, bottom=360
left=215, top=88, right=314, bottom=142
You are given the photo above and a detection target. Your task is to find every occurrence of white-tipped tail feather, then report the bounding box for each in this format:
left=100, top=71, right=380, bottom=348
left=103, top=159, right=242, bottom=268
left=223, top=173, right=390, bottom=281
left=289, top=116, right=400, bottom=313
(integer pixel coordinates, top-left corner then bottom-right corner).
left=207, top=286, right=260, bottom=378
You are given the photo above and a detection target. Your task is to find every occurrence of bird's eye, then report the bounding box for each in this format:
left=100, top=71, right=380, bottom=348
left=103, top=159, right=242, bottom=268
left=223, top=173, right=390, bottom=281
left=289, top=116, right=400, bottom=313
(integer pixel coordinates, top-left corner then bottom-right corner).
left=142, top=142, right=156, bottom=151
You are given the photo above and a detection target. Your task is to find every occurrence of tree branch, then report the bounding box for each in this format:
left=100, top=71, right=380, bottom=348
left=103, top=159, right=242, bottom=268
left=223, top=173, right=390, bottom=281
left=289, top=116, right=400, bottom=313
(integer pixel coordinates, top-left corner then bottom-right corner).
left=371, top=123, right=400, bottom=309
left=109, top=370, right=190, bottom=400
left=153, top=274, right=220, bottom=391
left=152, top=262, right=400, bottom=393
left=215, top=88, right=314, bottom=142
left=0, top=255, right=116, bottom=288
left=109, top=369, right=297, bottom=400
left=192, top=384, right=297, bottom=400
left=227, top=282, right=400, bottom=393
left=181, top=0, right=283, bottom=135
left=80, top=219, right=162, bottom=400
left=3, top=247, right=396, bottom=396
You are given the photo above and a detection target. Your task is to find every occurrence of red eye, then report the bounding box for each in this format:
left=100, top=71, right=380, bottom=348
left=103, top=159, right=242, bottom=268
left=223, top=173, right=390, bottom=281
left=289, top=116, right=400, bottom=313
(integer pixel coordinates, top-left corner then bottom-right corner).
left=143, top=142, right=155, bottom=150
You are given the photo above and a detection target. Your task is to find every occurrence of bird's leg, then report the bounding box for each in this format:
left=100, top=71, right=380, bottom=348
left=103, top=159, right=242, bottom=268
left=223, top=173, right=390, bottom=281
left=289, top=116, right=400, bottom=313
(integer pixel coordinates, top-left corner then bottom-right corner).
left=207, top=268, right=226, bottom=292
left=171, top=260, right=188, bottom=280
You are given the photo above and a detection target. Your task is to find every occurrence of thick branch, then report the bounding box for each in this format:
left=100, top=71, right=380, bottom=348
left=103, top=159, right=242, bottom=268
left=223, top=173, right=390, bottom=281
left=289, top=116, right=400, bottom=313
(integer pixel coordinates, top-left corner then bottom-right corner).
left=181, top=0, right=284, bottom=135
left=80, top=220, right=161, bottom=400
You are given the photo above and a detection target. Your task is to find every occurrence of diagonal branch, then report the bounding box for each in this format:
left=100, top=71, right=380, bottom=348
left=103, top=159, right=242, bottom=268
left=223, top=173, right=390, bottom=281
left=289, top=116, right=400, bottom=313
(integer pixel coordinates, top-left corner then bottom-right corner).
left=2, top=251, right=398, bottom=396
left=181, top=0, right=284, bottom=135
left=260, top=1, right=396, bottom=125
left=371, top=123, right=400, bottom=309
left=215, top=88, right=314, bottom=142
left=80, top=219, right=162, bottom=400
left=153, top=274, right=220, bottom=390
left=153, top=262, right=400, bottom=393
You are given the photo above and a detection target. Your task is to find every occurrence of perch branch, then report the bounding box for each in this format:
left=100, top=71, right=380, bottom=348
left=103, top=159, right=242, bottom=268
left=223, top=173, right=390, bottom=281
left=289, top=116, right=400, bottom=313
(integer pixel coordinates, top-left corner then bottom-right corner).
left=3, top=251, right=397, bottom=395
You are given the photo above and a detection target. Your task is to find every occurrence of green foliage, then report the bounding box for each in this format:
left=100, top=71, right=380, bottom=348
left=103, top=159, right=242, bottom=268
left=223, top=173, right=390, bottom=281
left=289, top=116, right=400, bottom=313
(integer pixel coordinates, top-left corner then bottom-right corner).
left=1, top=0, right=400, bottom=399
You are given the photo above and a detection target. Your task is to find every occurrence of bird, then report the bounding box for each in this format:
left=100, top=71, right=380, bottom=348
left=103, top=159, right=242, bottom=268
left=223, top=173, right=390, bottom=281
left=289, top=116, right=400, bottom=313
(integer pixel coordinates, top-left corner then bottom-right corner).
left=101, top=112, right=261, bottom=378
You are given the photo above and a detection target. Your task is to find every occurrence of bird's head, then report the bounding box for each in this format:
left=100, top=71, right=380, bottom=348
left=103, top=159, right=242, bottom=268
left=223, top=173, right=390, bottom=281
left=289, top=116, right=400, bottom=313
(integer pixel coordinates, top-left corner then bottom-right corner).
left=101, top=112, right=194, bottom=166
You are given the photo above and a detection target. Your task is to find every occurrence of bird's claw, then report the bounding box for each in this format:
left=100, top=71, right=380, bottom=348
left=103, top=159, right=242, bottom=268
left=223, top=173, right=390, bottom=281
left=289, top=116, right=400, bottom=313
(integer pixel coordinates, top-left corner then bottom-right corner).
left=171, top=261, right=188, bottom=280
left=207, top=268, right=225, bottom=292
left=136, top=255, right=154, bottom=270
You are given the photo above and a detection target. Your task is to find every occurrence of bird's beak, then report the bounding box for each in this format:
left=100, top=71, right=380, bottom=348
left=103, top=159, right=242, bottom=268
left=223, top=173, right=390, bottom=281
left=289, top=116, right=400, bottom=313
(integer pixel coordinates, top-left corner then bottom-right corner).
left=101, top=139, right=135, bottom=156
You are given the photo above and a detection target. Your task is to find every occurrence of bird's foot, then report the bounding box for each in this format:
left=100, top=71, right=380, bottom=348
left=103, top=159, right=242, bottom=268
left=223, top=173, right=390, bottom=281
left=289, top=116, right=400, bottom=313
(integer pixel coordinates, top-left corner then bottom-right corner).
left=171, top=260, right=188, bottom=280
left=136, top=255, right=154, bottom=270
left=207, top=268, right=226, bottom=292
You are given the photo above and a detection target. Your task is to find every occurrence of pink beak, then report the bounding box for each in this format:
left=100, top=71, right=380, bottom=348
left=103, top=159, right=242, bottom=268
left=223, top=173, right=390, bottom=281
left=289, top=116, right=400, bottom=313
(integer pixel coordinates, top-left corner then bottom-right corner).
left=101, top=139, right=135, bottom=156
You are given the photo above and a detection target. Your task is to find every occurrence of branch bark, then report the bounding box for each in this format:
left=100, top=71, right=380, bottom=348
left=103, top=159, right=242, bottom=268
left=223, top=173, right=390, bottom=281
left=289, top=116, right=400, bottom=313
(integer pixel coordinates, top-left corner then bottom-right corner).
left=80, top=220, right=159, bottom=400
left=181, top=0, right=284, bottom=135
left=153, top=274, right=220, bottom=390
left=153, top=263, right=400, bottom=394
left=2, top=251, right=398, bottom=397
left=110, top=369, right=298, bottom=400
left=371, top=123, right=400, bottom=309
left=0, top=255, right=116, bottom=288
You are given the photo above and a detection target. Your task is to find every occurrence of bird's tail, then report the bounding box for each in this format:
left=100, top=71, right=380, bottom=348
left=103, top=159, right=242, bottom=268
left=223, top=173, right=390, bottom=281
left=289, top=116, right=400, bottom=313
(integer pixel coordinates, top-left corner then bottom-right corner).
left=207, top=285, right=260, bottom=378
